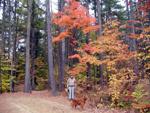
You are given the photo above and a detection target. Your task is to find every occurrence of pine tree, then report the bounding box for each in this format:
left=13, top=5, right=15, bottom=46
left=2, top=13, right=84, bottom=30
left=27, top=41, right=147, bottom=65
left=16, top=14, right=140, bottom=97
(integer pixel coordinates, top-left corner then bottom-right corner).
left=24, top=0, right=32, bottom=93
left=46, top=0, right=56, bottom=95
left=58, top=0, right=65, bottom=92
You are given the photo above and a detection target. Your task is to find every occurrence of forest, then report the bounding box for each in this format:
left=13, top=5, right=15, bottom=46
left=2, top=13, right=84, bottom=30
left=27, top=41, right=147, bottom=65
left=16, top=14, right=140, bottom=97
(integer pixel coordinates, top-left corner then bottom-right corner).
left=0, top=0, right=150, bottom=113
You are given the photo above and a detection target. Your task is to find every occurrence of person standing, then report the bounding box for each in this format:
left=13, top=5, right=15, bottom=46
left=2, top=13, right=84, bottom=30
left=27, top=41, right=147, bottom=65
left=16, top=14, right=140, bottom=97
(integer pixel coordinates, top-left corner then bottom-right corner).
left=67, top=76, right=76, bottom=100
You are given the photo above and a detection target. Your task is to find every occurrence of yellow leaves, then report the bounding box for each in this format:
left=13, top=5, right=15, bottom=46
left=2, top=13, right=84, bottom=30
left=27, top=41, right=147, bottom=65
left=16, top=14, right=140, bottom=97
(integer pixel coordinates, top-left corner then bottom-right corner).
left=52, top=31, right=70, bottom=43
left=109, top=74, right=122, bottom=102
left=81, top=53, right=100, bottom=65
left=109, top=68, right=135, bottom=104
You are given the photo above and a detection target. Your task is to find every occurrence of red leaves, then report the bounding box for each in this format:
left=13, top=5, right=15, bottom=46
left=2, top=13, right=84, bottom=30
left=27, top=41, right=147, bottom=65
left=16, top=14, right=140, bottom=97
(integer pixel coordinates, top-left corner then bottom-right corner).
left=83, top=44, right=92, bottom=53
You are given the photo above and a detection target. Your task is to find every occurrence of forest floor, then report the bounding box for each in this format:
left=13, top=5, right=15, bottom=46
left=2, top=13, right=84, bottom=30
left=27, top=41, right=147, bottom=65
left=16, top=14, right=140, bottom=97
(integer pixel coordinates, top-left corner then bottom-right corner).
left=0, top=90, right=133, bottom=113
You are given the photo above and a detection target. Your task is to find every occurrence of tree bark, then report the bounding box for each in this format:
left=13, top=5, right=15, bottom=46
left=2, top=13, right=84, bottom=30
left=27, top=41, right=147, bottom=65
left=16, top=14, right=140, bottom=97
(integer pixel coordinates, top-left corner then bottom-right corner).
left=2, top=0, right=6, bottom=55
left=129, top=0, right=138, bottom=76
left=46, top=0, right=56, bottom=96
left=24, top=0, right=32, bottom=93
left=8, top=0, right=14, bottom=92
left=97, top=0, right=102, bottom=36
left=13, top=0, right=18, bottom=74
left=30, top=0, right=36, bottom=90
left=0, top=54, right=2, bottom=94
left=58, top=0, right=65, bottom=92
left=125, top=0, right=130, bottom=20
left=97, top=0, right=104, bottom=85
left=31, top=28, right=35, bottom=90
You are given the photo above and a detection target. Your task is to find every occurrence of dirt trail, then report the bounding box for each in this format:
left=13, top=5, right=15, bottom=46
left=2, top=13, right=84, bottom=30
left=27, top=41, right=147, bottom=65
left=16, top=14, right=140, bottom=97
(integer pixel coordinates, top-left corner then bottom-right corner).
left=0, top=91, right=88, bottom=113
left=0, top=90, right=130, bottom=113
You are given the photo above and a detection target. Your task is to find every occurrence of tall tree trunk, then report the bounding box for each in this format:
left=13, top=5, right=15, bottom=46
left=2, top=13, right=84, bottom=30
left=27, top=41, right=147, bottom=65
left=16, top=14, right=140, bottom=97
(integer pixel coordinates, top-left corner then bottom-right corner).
left=129, top=0, right=138, bottom=76
left=2, top=0, right=6, bottom=54
left=8, top=0, right=11, bottom=59
left=8, top=0, right=14, bottom=92
left=0, top=53, right=2, bottom=94
left=126, top=0, right=130, bottom=20
left=97, top=0, right=102, bottom=35
left=31, top=28, right=36, bottom=90
left=12, top=0, right=18, bottom=86
left=30, top=0, right=36, bottom=90
left=12, top=7, right=19, bottom=93
left=24, top=0, right=32, bottom=93
left=58, top=41, right=65, bottom=91
left=58, top=0, right=65, bottom=92
left=97, top=0, right=104, bottom=85
left=46, top=0, right=56, bottom=96
left=84, top=1, right=91, bottom=78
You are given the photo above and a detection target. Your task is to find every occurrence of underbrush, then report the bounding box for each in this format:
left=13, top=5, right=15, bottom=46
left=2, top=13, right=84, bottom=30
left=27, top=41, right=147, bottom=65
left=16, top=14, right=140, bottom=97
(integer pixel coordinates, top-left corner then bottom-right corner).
left=76, top=77, right=150, bottom=112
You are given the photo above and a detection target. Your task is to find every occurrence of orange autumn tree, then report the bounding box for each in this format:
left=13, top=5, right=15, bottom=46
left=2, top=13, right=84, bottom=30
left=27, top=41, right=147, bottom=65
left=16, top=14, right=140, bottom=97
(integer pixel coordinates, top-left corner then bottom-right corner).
left=52, top=0, right=99, bottom=43
left=69, top=20, right=137, bottom=105
left=68, top=20, right=135, bottom=75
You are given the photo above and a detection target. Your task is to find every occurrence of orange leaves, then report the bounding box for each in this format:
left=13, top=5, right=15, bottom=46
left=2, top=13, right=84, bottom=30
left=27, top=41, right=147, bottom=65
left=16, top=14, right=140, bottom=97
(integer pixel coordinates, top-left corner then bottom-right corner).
left=68, top=54, right=82, bottom=61
left=81, top=53, right=100, bottom=65
left=53, top=15, right=73, bottom=27
left=59, top=15, right=73, bottom=26
left=127, top=33, right=149, bottom=39
left=52, top=31, right=70, bottom=43
left=83, top=25, right=99, bottom=34
left=52, top=0, right=98, bottom=43
left=68, top=64, right=86, bottom=76
left=67, top=20, right=137, bottom=76
left=81, top=43, right=101, bottom=54
left=68, top=53, right=100, bottom=66
left=144, top=27, right=150, bottom=33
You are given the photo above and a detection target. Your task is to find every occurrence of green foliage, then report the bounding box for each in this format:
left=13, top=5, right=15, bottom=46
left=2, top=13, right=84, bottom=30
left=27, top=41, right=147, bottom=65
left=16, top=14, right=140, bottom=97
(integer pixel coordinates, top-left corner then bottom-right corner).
left=118, top=100, right=132, bottom=108
left=132, top=84, right=148, bottom=103
left=2, top=74, right=10, bottom=92
left=0, top=57, right=12, bottom=92
left=35, top=57, right=48, bottom=79
left=35, top=82, right=45, bottom=91
left=77, top=73, right=86, bottom=80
